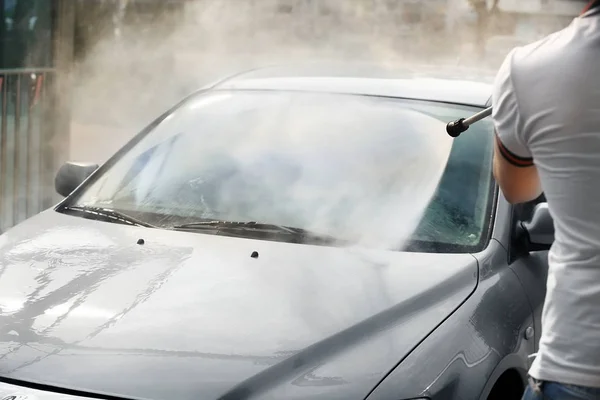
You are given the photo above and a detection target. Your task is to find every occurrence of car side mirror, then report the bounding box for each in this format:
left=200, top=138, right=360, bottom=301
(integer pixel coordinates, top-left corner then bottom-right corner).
left=520, top=202, right=554, bottom=252
left=55, top=162, right=99, bottom=197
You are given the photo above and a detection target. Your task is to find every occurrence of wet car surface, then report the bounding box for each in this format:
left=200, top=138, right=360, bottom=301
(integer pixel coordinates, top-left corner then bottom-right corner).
left=0, top=68, right=551, bottom=400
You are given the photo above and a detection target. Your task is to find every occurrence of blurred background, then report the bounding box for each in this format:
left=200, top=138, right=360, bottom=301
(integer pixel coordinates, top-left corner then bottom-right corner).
left=0, top=0, right=589, bottom=233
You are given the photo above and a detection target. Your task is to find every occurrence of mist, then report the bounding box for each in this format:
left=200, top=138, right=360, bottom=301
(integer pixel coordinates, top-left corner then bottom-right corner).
left=69, top=0, right=499, bottom=162
left=82, top=90, right=453, bottom=250
left=64, top=0, right=545, bottom=249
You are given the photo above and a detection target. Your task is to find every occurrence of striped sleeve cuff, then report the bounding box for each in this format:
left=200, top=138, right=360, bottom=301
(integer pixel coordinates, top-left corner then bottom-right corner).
left=495, top=135, right=534, bottom=167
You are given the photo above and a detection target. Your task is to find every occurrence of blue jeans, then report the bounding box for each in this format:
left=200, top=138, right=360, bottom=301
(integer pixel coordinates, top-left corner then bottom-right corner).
left=523, top=378, right=600, bottom=400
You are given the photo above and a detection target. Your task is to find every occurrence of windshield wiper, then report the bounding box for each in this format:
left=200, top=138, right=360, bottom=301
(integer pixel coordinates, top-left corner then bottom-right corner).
left=171, top=220, right=339, bottom=243
left=172, top=220, right=294, bottom=231
left=60, top=205, right=156, bottom=228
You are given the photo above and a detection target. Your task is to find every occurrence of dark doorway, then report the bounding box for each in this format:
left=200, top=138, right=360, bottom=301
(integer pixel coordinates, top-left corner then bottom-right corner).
left=1, top=0, right=53, bottom=69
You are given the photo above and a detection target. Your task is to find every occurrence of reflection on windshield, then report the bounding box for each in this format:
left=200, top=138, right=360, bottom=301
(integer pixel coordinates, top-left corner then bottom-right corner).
left=71, top=91, right=494, bottom=251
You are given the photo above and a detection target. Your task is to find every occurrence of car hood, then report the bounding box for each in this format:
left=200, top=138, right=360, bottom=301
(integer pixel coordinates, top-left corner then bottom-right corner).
left=0, top=210, right=478, bottom=400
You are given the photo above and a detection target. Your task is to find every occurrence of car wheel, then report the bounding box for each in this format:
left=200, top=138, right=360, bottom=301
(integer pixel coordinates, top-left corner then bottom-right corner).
left=486, top=370, right=525, bottom=400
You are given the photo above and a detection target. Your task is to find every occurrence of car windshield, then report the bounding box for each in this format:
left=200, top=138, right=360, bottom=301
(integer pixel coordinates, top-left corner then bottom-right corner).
left=66, top=90, right=494, bottom=253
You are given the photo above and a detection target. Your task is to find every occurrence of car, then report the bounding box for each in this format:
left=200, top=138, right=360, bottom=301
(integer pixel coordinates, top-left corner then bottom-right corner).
left=0, top=66, right=551, bottom=400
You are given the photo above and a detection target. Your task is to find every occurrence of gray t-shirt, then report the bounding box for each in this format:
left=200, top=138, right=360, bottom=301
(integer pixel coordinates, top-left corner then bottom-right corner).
left=492, top=8, right=600, bottom=387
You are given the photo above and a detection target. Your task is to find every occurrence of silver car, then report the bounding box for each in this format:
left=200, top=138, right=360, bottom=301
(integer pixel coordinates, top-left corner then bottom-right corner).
left=0, top=67, right=551, bottom=400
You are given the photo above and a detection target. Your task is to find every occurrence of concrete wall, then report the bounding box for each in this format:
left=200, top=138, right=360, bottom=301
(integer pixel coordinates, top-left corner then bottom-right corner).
left=498, top=0, right=587, bottom=15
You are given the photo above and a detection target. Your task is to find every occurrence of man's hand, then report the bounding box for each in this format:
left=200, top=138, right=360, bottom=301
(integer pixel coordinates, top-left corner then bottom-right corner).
left=493, top=134, right=542, bottom=204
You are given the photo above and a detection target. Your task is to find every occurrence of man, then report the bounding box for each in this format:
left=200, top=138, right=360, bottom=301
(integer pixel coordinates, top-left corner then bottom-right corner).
left=492, top=0, right=600, bottom=398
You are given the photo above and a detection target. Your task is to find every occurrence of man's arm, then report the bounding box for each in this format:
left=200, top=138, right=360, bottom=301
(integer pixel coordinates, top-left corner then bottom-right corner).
left=493, top=135, right=542, bottom=204
left=492, top=49, right=542, bottom=204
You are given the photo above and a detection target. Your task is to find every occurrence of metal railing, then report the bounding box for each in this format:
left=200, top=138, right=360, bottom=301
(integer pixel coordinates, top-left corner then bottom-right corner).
left=0, top=68, right=56, bottom=233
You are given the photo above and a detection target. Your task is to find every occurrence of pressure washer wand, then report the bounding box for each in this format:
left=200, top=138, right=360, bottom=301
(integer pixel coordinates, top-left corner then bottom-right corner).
left=446, top=106, right=492, bottom=138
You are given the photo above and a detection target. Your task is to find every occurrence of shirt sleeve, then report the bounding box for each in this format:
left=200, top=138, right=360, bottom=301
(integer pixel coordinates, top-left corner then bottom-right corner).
left=492, top=49, right=534, bottom=167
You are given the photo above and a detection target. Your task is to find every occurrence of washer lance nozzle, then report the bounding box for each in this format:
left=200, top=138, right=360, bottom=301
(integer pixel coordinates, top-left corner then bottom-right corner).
left=446, top=106, right=493, bottom=138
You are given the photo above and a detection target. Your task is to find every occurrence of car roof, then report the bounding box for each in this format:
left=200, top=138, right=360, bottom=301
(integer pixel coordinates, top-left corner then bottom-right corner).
left=209, top=64, right=494, bottom=108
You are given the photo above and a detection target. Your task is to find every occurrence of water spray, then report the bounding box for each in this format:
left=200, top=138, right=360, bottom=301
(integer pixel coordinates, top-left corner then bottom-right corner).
left=445, top=0, right=599, bottom=139
left=446, top=106, right=492, bottom=138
